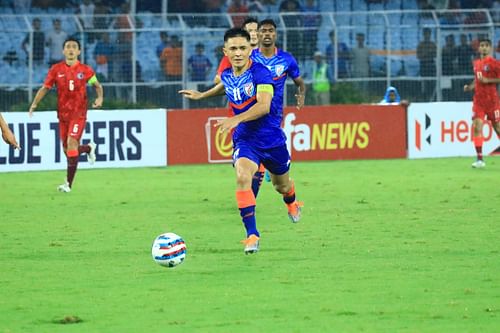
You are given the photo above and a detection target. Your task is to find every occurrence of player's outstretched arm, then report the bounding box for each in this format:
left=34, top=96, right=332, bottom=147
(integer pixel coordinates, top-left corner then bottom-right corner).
left=0, top=113, right=20, bottom=149
left=29, top=86, right=49, bottom=117
left=478, top=76, right=500, bottom=84
left=92, top=79, right=104, bottom=108
left=179, top=82, right=225, bottom=100
left=293, top=76, right=306, bottom=110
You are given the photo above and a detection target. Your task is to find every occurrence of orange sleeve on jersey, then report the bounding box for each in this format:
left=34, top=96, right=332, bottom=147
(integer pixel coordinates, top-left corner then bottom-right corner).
left=217, top=56, right=231, bottom=76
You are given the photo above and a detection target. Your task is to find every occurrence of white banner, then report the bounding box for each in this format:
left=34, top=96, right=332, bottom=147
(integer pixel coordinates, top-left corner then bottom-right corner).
left=407, top=102, right=500, bottom=159
left=0, top=109, right=167, bottom=172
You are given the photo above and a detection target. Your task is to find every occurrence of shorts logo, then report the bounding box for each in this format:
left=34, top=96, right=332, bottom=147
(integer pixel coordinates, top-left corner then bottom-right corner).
left=232, top=148, right=240, bottom=161
left=275, top=65, right=285, bottom=77
left=77, top=72, right=84, bottom=79
left=243, top=83, right=254, bottom=97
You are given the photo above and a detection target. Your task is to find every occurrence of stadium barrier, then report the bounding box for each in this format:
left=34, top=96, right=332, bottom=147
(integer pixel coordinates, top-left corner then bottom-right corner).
left=0, top=109, right=166, bottom=172
left=167, top=105, right=408, bottom=165
left=407, top=102, right=500, bottom=158
left=3, top=103, right=499, bottom=172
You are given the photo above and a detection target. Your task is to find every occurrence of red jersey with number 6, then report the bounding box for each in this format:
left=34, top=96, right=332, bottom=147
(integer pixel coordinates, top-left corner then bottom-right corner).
left=473, top=56, right=500, bottom=110
left=43, top=61, right=95, bottom=121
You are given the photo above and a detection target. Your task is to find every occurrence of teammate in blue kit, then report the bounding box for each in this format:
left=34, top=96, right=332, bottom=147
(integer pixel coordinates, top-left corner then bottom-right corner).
left=179, top=28, right=302, bottom=254
left=252, top=18, right=306, bottom=182
left=253, top=19, right=306, bottom=113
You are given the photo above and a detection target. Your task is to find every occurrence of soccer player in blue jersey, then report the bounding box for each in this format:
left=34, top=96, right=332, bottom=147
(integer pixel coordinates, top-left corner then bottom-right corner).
left=253, top=18, right=306, bottom=112
left=179, top=28, right=302, bottom=254
left=253, top=18, right=306, bottom=182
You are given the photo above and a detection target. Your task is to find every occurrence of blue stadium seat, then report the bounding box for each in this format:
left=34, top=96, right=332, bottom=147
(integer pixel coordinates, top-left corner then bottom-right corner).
left=404, top=56, right=420, bottom=76
left=352, top=0, right=367, bottom=11
left=386, top=0, right=402, bottom=10
left=389, top=59, right=402, bottom=76
left=402, top=0, right=418, bottom=9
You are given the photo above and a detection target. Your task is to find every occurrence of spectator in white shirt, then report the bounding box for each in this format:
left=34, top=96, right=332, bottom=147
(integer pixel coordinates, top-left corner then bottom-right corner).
left=46, top=19, right=68, bottom=66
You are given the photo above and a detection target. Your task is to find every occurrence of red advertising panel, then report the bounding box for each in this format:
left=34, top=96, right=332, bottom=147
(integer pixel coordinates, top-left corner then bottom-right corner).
left=167, top=105, right=407, bottom=165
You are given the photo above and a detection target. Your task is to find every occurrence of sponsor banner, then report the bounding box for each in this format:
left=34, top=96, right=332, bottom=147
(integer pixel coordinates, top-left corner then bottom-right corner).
left=407, top=102, right=500, bottom=158
left=167, top=105, right=407, bottom=165
left=205, top=117, right=233, bottom=163
left=0, top=109, right=167, bottom=172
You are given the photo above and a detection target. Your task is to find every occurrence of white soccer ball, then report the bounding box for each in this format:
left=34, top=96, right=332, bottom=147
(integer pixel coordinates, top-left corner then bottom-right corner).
left=151, top=233, right=186, bottom=268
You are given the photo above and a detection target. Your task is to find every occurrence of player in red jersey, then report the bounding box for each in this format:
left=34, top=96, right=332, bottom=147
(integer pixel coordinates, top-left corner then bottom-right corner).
left=0, top=112, right=20, bottom=149
left=29, top=37, right=103, bottom=192
left=464, top=38, right=500, bottom=168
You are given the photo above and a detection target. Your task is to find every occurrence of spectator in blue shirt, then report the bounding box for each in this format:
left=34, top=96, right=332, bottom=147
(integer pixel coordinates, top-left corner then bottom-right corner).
left=188, top=43, right=213, bottom=81
left=325, top=30, right=351, bottom=79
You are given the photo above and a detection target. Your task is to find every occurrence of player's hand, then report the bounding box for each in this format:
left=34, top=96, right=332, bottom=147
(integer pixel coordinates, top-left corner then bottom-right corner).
left=179, top=89, right=203, bottom=100
left=214, top=117, right=239, bottom=133
left=463, top=84, right=472, bottom=92
left=28, top=104, right=36, bottom=118
left=2, top=128, right=21, bottom=150
left=295, top=94, right=305, bottom=110
left=92, top=97, right=103, bottom=108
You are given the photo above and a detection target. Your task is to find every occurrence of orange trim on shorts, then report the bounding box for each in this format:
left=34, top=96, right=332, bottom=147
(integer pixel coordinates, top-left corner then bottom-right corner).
left=236, top=189, right=256, bottom=208
left=67, top=149, right=79, bottom=157
left=473, top=136, right=484, bottom=147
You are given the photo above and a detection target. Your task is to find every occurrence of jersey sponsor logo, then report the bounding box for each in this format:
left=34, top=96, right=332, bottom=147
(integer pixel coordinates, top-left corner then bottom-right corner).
left=275, top=65, right=285, bottom=77
left=243, top=82, right=254, bottom=97
left=58, top=73, right=65, bottom=77
left=77, top=72, right=84, bottom=79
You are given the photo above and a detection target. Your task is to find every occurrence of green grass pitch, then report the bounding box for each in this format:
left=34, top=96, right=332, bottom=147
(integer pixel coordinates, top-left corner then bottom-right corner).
left=0, top=158, right=499, bottom=332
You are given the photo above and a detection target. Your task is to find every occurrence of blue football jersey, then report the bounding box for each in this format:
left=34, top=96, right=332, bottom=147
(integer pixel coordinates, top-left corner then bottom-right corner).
left=251, top=48, right=301, bottom=113
left=221, top=61, right=286, bottom=149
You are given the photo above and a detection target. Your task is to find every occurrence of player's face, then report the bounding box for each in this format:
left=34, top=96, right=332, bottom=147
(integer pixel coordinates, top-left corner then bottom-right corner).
left=388, top=91, right=396, bottom=102
left=244, top=22, right=259, bottom=48
left=63, top=41, right=81, bottom=61
left=258, top=24, right=277, bottom=48
left=224, top=36, right=252, bottom=70
left=478, top=41, right=491, bottom=57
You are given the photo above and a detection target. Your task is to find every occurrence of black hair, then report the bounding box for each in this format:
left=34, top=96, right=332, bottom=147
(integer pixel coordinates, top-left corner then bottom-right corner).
left=242, top=17, right=259, bottom=28
left=63, top=37, right=81, bottom=50
left=479, top=38, right=492, bottom=46
left=258, top=18, right=277, bottom=29
left=224, top=28, right=250, bottom=42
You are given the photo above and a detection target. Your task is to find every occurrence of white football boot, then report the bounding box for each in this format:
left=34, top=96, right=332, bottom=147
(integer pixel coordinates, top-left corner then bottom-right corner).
left=471, top=160, right=486, bottom=168
left=57, top=181, right=71, bottom=193
left=87, top=142, right=96, bottom=164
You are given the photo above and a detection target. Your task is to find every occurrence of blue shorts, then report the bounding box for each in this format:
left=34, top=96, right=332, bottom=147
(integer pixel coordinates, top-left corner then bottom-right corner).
left=233, top=142, right=291, bottom=176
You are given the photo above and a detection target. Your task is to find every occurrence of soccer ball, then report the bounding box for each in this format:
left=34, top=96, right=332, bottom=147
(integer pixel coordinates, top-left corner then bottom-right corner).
left=151, top=233, right=186, bottom=268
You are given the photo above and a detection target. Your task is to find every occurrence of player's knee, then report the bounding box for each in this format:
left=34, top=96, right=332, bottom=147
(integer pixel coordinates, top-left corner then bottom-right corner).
left=273, top=182, right=290, bottom=195
left=236, top=170, right=253, bottom=188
